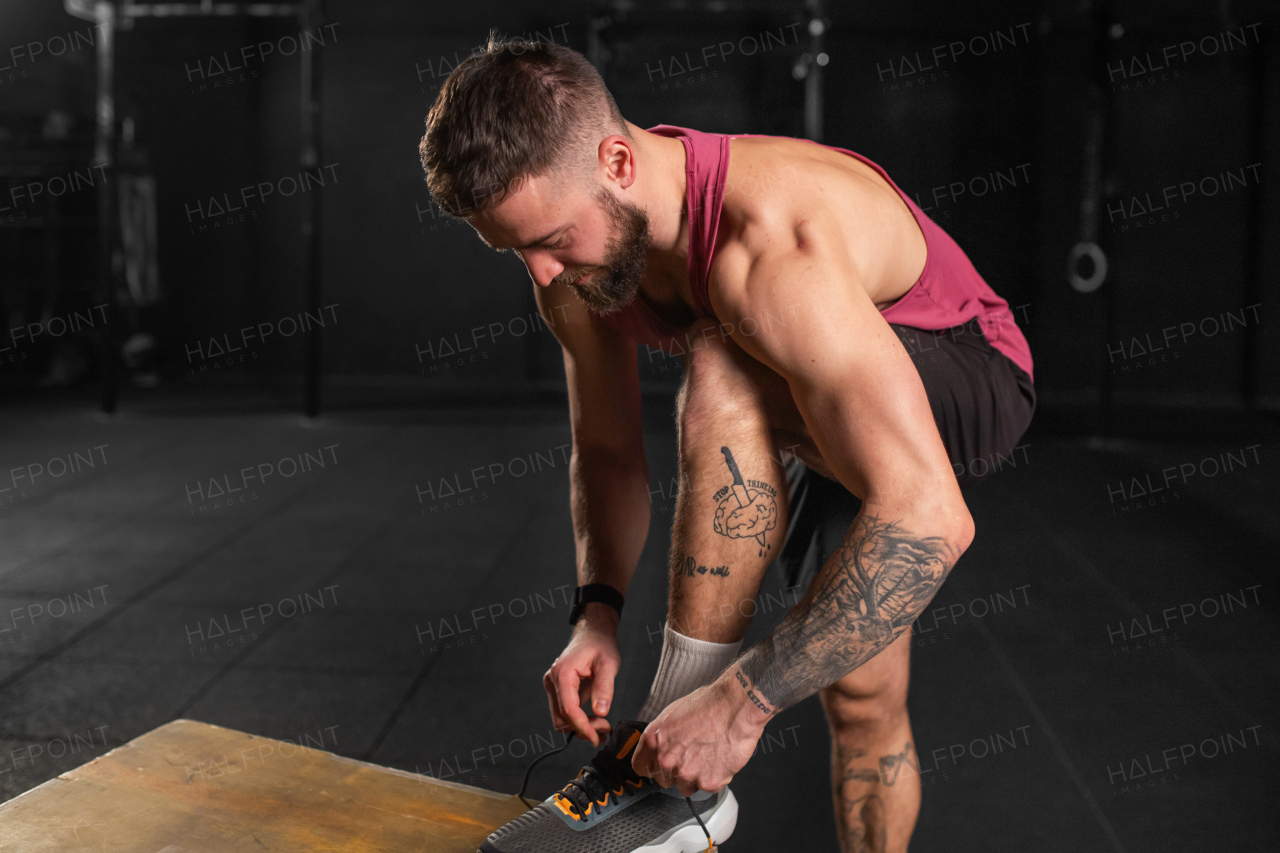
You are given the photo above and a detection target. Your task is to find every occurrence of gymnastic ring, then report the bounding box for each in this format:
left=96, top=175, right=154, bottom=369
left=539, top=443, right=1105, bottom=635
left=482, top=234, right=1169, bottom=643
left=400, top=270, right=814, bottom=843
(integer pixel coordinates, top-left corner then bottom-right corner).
left=1067, top=241, right=1108, bottom=293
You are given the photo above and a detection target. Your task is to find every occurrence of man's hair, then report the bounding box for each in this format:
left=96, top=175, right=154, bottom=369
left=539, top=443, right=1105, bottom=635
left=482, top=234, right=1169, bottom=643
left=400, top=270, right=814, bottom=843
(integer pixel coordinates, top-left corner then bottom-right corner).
left=419, top=34, right=629, bottom=218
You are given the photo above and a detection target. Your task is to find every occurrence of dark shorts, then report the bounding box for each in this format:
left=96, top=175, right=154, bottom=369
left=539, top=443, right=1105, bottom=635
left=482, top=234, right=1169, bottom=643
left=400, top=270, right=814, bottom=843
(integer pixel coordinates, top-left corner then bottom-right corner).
left=773, top=322, right=1035, bottom=593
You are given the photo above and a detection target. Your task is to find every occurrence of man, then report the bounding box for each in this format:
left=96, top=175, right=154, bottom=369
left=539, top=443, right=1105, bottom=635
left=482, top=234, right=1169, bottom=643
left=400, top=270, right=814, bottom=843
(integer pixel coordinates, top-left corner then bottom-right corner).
left=420, top=35, right=1034, bottom=853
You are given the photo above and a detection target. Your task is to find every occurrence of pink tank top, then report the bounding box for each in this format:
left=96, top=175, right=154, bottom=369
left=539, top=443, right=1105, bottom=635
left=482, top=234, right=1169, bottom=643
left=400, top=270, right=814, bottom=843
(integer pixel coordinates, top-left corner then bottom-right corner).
left=594, top=124, right=1034, bottom=381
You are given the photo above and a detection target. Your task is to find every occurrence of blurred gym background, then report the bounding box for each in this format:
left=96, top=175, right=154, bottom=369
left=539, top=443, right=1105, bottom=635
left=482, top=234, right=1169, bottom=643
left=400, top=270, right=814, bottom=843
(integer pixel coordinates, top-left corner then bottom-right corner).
left=1, top=1, right=1275, bottom=850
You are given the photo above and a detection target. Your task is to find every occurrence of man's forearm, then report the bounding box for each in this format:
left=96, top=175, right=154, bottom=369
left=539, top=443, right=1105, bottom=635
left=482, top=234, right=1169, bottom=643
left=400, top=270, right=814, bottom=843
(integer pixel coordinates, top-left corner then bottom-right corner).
left=729, top=507, right=966, bottom=719
left=568, top=445, right=651, bottom=607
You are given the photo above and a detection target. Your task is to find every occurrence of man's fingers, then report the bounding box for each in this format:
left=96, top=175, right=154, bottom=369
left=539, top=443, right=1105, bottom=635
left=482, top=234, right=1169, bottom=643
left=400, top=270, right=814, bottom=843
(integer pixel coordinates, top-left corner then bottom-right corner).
left=589, top=654, right=618, bottom=718
left=556, top=668, right=599, bottom=747
left=543, top=670, right=571, bottom=733
left=630, top=735, right=649, bottom=778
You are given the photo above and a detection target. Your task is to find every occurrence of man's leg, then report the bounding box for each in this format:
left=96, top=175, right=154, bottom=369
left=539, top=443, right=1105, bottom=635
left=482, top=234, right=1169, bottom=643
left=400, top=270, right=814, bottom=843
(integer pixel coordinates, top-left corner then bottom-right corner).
left=801, top=321, right=1033, bottom=853
left=820, top=629, right=917, bottom=853
left=638, top=320, right=793, bottom=721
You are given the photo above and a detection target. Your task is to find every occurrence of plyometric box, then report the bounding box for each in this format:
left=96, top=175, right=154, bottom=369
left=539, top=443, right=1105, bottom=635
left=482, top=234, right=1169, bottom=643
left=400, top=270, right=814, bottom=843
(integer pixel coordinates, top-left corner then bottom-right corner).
left=0, top=719, right=530, bottom=852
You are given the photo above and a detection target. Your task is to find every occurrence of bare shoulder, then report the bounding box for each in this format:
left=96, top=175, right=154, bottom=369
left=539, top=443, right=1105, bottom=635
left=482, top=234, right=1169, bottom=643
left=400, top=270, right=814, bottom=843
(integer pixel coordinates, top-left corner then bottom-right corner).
left=711, top=136, right=924, bottom=314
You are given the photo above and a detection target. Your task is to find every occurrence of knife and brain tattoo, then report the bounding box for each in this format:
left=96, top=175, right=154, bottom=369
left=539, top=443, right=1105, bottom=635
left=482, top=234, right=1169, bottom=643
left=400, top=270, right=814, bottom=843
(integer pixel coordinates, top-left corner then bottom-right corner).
left=678, top=446, right=781, bottom=581
left=712, top=446, right=778, bottom=556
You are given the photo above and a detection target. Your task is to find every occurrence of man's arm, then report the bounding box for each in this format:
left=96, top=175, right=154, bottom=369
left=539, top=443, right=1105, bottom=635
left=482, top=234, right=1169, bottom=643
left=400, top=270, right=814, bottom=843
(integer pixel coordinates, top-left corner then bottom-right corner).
left=534, top=280, right=651, bottom=742
left=534, top=279, right=650, bottom=609
left=710, top=216, right=975, bottom=724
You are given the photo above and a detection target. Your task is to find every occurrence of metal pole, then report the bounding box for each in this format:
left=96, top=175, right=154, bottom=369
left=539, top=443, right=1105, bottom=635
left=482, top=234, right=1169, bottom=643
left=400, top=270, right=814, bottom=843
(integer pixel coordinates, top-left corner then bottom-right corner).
left=586, top=15, right=610, bottom=70
left=1094, top=9, right=1119, bottom=438
left=301, top=0, right=323, bottom=417
left=94, top=0, right=119, bottom=413
left=1240, top=37, right=1268, bottom=407
left=804, top=0, right=824, bottom=142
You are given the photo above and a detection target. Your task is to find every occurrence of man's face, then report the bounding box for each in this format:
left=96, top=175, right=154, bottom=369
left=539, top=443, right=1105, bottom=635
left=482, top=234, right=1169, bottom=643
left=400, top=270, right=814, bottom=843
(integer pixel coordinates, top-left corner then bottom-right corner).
left=471, top=172, right=651, bottom=314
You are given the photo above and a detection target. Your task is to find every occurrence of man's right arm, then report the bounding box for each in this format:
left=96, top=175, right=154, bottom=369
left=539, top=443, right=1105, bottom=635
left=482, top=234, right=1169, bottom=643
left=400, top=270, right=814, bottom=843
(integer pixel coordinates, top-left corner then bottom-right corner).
left=535, top=281, right=650, bottom=742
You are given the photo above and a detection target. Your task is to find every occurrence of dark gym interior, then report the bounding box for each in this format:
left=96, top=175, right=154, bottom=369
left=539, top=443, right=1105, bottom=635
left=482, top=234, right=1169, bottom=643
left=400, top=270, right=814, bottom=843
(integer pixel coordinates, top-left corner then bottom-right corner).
left=1, top=0, right=1276, bottom=850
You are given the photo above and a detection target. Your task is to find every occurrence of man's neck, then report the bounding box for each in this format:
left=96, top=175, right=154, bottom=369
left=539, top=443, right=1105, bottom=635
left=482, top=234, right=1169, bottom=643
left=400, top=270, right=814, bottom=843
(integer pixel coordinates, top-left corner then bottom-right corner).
left=629, top=123, right=694, bottom=312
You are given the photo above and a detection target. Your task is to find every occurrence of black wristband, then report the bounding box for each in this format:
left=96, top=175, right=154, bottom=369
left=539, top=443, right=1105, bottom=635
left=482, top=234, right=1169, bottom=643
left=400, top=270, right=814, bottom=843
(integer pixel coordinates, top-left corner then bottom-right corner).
left=568, top=583, right=624, bottom=625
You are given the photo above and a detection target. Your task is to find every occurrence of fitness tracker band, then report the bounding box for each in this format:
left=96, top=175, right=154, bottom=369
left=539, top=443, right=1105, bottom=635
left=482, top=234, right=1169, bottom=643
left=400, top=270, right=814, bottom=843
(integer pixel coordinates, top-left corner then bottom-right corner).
left=567, top=583, right=625, bottom=625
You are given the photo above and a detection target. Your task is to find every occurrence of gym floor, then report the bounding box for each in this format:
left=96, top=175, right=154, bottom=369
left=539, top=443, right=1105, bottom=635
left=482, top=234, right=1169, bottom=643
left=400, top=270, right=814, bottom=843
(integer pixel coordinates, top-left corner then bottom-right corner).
left=2, top=390, right=1275, bottom=852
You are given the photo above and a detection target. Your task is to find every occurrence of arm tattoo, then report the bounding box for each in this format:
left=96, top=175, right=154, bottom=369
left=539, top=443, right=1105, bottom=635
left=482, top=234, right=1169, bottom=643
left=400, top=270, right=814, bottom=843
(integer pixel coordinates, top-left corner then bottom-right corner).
left=735, top=512, right=958, bottom=715
left=735, top=670, right=772, bottom=717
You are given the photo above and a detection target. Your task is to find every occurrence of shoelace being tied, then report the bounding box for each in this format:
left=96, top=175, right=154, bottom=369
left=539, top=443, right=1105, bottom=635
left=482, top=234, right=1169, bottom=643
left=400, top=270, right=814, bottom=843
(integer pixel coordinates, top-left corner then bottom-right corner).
left=558, top=757, right=629, bottom=817
left=517, top=729, right=717, bottom=850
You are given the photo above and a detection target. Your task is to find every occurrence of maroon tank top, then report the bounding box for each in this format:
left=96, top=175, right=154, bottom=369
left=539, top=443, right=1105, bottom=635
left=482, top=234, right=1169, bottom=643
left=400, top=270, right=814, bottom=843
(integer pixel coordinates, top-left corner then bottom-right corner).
left=593, top=124, right=1034, bottom=381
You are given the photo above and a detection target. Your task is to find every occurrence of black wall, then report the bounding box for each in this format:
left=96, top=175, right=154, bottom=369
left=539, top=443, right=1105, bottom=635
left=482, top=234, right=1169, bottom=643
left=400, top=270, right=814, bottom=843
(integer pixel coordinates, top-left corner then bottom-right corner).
left=2, top=0, right=1276, bottom=419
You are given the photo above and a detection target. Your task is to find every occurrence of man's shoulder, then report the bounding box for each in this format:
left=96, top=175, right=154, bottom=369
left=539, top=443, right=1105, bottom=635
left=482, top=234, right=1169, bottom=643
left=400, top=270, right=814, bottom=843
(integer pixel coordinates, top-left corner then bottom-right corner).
left=713, top=140, right=918, bottom=315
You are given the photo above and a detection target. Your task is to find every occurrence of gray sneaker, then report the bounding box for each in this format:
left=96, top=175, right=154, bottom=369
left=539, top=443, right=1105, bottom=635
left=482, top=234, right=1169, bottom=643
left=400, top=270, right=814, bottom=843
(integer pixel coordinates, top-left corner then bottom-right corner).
left=478, top=719, right=739, bottom=853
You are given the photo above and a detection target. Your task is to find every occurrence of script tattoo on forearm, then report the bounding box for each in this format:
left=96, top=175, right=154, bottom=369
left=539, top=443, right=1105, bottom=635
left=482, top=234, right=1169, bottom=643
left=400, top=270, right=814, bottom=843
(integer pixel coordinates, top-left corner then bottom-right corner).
left=735, top=670, right=771, bottom=717
left=736, top=512, right=957, bottom=715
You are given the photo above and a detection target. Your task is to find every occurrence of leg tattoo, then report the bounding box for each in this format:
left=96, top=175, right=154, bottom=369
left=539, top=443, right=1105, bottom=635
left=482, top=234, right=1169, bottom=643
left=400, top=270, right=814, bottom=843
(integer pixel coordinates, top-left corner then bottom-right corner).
left=842, top=742, right=917, bottom=788
left=841, top=794, right=888, bottom=853
left=711, top=446, right=779, bottom=557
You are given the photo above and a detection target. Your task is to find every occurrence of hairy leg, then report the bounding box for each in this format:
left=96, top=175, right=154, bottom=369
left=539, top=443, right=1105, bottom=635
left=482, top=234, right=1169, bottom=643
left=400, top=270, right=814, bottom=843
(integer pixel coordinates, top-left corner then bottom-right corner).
left=667, top=320, right=796, bottom=643
left=820, top=629, right=919, bottom=853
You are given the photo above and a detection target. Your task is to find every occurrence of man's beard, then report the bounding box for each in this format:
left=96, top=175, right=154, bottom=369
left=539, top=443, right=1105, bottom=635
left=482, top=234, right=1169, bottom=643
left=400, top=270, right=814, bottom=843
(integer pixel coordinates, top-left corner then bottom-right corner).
left=556, top=188, right=650, bottom=315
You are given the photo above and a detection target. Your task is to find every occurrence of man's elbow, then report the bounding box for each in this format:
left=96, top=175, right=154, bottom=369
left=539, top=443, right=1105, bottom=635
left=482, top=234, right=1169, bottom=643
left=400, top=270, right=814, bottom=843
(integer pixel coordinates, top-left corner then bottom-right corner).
left=864, top=463, right=972, bottom=558
left=948, top=504, right=975, bottom=558
left=898, top=491, right=973, bottom=563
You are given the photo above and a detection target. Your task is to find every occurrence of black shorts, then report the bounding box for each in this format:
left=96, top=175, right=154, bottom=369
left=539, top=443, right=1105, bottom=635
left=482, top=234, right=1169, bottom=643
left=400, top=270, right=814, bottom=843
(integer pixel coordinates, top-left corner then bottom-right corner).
left=773, top=322, right=1035, bottom=593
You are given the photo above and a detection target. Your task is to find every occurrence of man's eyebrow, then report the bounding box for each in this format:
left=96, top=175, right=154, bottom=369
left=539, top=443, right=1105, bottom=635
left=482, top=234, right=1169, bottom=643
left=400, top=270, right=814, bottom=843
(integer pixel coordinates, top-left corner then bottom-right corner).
left=512, top=225, right=567, bottom=250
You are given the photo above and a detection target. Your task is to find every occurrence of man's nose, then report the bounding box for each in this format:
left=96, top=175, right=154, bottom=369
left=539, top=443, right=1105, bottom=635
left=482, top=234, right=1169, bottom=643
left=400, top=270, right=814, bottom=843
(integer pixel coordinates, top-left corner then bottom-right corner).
left=525, top=252, right=563, bottom=288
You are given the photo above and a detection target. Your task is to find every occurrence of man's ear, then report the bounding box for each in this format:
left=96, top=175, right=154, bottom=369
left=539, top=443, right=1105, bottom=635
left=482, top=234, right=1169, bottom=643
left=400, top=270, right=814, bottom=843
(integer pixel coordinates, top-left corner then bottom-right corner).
left=598, top=135, right=637, bottom=190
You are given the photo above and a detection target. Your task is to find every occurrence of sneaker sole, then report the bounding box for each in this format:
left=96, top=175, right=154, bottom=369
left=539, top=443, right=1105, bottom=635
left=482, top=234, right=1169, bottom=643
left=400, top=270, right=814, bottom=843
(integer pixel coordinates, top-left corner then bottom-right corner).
left=635, top=787, right=739, bottom=853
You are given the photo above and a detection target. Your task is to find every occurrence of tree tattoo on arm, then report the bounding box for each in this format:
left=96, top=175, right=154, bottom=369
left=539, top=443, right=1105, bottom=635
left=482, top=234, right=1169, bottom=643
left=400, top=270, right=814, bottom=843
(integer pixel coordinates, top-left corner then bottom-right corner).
left=735, top=512, right=958, bottom=715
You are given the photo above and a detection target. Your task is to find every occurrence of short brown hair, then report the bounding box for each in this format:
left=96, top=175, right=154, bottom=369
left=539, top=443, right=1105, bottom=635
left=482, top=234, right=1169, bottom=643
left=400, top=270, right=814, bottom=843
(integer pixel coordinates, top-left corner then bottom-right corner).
left=419, top=34, right=629, bottom=218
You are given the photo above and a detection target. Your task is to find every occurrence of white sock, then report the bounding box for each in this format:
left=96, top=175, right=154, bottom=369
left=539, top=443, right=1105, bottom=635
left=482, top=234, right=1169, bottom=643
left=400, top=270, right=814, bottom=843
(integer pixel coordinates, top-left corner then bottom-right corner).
left=637, top=621, right=743, bottom=722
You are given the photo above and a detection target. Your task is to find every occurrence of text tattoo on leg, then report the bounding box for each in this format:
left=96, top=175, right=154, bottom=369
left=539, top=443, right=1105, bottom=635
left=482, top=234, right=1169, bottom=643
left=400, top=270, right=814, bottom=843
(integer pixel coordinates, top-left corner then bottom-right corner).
left=679, top=553, right=731, bottom=578
left=736, top=513, right=957, bottom=716
left=711, top=446, right=778, bottom=557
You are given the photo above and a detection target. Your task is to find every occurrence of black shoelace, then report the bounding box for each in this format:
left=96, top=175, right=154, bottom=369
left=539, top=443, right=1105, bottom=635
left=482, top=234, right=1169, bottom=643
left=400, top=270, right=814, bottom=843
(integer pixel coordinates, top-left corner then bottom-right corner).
left=516, top=729, right=716, bottom=850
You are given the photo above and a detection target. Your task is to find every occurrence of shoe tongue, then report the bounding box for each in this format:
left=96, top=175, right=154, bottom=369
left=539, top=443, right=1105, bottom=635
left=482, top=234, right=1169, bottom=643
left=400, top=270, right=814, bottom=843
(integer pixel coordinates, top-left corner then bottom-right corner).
left=592, top=719, right=647, bottom=782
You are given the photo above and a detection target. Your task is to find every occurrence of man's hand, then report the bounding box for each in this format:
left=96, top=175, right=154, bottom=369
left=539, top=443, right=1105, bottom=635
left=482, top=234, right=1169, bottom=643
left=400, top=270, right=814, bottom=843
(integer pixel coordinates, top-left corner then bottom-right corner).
left=631, top=674, right=767, bottom=796
left=543, top=603, right=621, bottom=747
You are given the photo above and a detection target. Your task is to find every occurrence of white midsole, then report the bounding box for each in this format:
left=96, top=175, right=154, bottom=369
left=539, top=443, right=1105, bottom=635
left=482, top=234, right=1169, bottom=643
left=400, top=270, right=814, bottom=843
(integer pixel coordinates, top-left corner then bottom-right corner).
left=635, top=788, right=739, bottom=853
